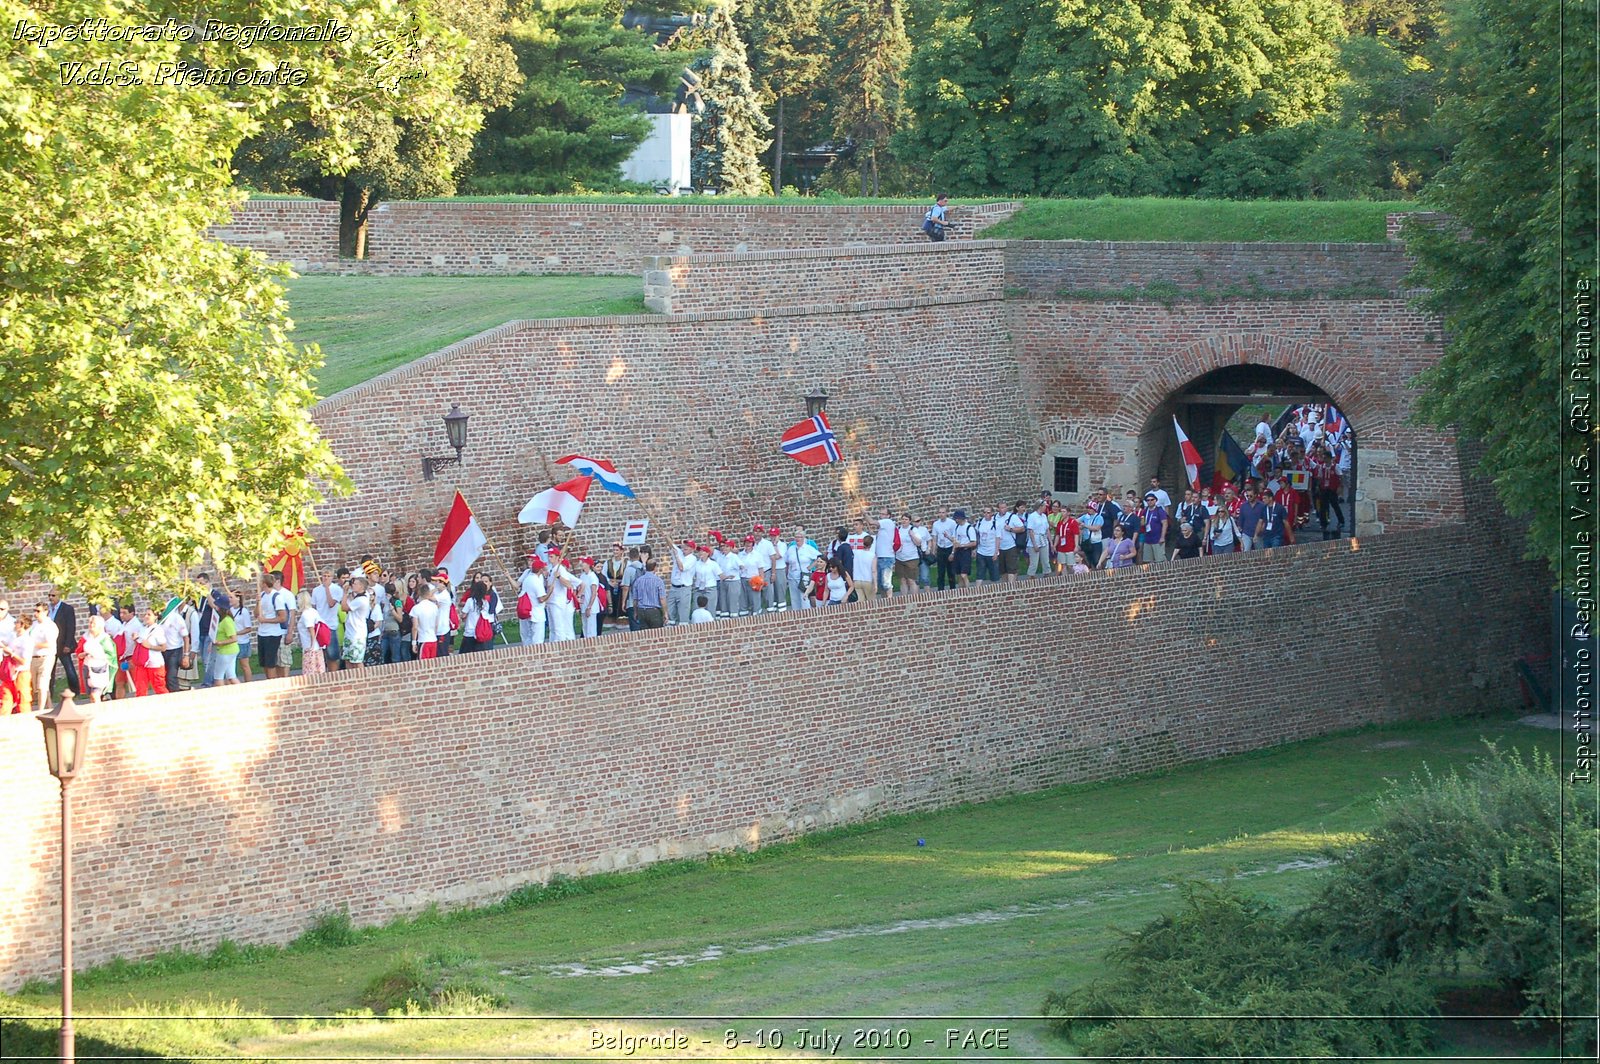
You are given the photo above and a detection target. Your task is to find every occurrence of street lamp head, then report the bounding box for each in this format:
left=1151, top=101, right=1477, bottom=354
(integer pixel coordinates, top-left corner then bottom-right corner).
left=803, top=390, right=829, bottom=419
left=442, top=405, right=469, bottom=456
left=39, top=694, right=93, bottom=782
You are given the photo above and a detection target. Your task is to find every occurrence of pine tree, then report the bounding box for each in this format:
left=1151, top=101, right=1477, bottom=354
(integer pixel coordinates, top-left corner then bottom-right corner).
left=737, top=0, right=824, bottom=193
left=676, top=4, right=772, bottom=194
left=828, top=0, right=911, bottom=196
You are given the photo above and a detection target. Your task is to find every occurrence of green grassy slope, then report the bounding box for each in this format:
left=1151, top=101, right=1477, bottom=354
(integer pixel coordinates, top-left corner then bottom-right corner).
left=287, top=275, right=645, bottom=397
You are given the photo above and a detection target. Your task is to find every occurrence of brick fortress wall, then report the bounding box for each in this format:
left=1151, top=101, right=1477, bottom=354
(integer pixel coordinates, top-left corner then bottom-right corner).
left=0, top=524, right=1545, bottom=988
left=206, top=199, right=1021, bottom=275
left=643, top=241, right=1007, bottom=314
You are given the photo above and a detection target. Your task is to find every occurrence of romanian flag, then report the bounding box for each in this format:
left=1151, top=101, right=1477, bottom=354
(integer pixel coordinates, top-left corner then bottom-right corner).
left=1212, top=431, right=1248, bottom=492
left=265, top=528, right=311, bottom=592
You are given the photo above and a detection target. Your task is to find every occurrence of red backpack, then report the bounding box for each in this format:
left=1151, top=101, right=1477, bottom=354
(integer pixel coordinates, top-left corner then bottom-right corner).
left=516, top=592, right=533, bottom=620
left=313, top=621, right=332, bottom=648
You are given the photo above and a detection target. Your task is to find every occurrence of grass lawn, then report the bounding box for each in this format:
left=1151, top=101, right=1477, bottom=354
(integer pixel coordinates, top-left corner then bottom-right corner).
left=980, top=196, right=1400, bottom=243
left=0, top=711, right=1562, bottom=1062
left=287, top=275, right=645, bottom=398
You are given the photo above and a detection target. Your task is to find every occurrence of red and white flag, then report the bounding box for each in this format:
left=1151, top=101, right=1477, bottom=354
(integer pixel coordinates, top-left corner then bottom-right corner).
left=433, top=491, right=487, bottom=587
left=519, top=475, right=593, bottom=528
left=1173, top=416, right=1203, bottom=491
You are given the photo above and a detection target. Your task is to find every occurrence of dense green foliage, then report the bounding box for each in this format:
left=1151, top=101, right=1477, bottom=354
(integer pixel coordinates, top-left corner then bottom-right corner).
left=235, top=0, right=521, bottom=255
left=1051, top=743, right=1595, bottom=1058
left=0, top=0, right=457, bottom=593
left=1044, top=883, right=1435, bottom=1059
left=737, top=0, right=824, bottom=193
left=676, top=3, right=771, bottom=194
left=1303, top=748, right=1597, bottom=1052
left=467, top=0, right=678, bottom=194
left=1406, top=0, right=1597, bottom=583
left=827, top=0, right=911, bottom=195
left=897, top=0, right=1346, bottom=198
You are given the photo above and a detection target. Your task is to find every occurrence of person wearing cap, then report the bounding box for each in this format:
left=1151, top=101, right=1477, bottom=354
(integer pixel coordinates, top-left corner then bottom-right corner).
left=1140, top=492, right=1170, bottom=563
left=766, top=526, right=788, bottom=610
left=692, top=543, right=721, bottom=618
left=747, top=526, right=777, bottom=612
left=431, top=566, right=456, bottom=655
left=950, top=509, right=975, bottom=587
left=545, top=550, right=578, bottom=641
left=718, top=535, right=745, bottom=618
left=668, top=538, right=697, bottom=625
left=518, top=556, right=548, bottom=644
left=737, top=534, right=764, bottom=615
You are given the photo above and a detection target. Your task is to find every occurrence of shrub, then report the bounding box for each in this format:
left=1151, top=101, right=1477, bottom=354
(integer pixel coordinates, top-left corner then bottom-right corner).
left=290, top=909, right=361, bottom=950
left=1043, top=882, right=1435, bottom=1060
left=361, top=951, right=507, bottom=1015
left=1298, top=745, right=1595, bottom=1053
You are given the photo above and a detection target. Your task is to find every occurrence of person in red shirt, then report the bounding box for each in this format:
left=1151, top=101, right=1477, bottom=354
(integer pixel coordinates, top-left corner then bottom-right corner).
left=1309, top=442, right=1345, bottom=537
left=1053, top=508, right=1080, bottom=573
left=1274, top=477, right=1304, bottom=545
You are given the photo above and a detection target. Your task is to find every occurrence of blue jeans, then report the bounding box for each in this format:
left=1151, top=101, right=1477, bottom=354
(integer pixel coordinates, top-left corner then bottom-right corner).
left=381, top=633, right=409, bottom=664
left=1261, top=529, right=1285, bottom=549
left=975, top=553, right=1000, bottom=582
left=875, top=556, right=894, bottom=593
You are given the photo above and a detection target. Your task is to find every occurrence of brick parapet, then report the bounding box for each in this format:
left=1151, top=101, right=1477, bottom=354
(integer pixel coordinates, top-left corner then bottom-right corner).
left=0, top=523, right=1546, bottom=988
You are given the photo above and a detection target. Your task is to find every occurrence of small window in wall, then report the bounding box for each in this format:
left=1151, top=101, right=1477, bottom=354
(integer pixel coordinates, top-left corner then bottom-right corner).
left=1054, top=456, right=1079, bottom=494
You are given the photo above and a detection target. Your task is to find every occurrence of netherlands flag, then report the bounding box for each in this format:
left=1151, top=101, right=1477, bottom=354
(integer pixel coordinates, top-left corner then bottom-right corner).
left=555, top=454, right=635, bottom=498
left=779, top=413, right=842, bottom=466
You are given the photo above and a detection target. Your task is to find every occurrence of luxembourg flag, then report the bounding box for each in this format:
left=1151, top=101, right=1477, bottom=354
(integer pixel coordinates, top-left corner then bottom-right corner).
left=519, top=475, right=593, bottom=528
left=554, top=454, right=635, bottom=498
left=780, top=412, right=842, bottom=466
left=433, top=491, right=487, bottom=587
left=1173, top=416, right=1203, bottom=491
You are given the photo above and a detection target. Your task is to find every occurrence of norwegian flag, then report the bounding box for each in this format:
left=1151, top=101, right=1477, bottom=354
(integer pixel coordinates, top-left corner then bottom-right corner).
left=779, top=412, right=842, bottom=466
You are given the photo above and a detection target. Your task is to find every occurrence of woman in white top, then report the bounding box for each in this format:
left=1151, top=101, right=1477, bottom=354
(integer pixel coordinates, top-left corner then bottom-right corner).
left=296, top=589, right=324, bottom=675
left=459, top=579, right=497, bottom=653
left=825, top=559, right=853, bottom=605
left=577, top=559, right=602, bottom=638
left=231, top=598, right=255, bottom=682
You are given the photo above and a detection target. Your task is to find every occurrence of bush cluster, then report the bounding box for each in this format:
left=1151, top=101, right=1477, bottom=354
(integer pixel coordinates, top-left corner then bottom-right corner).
left=1047, top=745, right=1596, bottom=1057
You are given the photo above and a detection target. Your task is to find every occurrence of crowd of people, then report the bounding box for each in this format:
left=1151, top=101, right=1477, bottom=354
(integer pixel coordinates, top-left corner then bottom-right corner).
left=0, top=406, right=1353, bottom=710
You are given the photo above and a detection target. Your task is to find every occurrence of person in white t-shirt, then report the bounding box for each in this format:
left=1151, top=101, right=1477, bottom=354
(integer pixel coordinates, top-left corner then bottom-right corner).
left=1002, top=503, right=1027, bottom=583
left=717, top=537, right=744, bottom=617
left=851, top=531, right=876, bottom=596
left=129, top=606, right=169, bottom=696
left=930, top=508, right=958, bottom=589
left=295, top=590, right=324, bottom=675
left=891, top=514, right=920, bottom=595
left=545, top=552, right=578, bottom=641
left=874, top=509, right=897, bottom=596
left=342, top=577, right=371, bottom=668
left=310, top=570, right=343, bottom=666
left=785, top=529, right=821, bottom=610
left=910, top=516, right=932, bottom=588
left=518, top=556, right=547, bottom=645
left=748, top=528, right=778, bottom=612
left=410, top=584, right=441, bottom=660
left=577, top=558, right=602, bottom=638
left=256, top=572, right=295, bottom=679
left=692, top=544, right=721, bottom=618
left=974, top=506, right=1002, bottom=583
left=30, top=603, right=58, bottom=713
left=1025, top=502, right=1052, bottom=577
left=690, top=594, right=715, bottom=623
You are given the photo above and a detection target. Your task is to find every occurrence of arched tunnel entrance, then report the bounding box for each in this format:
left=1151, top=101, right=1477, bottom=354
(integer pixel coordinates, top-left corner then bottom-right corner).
left=1140, top=365, right=1358, bottom=536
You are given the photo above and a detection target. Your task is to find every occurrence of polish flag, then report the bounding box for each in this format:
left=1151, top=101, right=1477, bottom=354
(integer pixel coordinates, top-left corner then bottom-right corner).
left=519, top=475, right=593, bottom=528
left=433, top=491, right=487, bottom=587
left=1173, top=416, right=1203, bottom=491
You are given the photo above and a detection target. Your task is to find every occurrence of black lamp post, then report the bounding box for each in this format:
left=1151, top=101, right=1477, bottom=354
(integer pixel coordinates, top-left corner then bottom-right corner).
left=39, top=694, right=92, bottom=1064
left=803, top=390, right=829, bottom=419
left=421, top=405, right=470, bottom=481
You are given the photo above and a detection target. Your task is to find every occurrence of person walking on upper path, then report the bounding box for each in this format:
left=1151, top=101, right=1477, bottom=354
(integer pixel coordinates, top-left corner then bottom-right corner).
left=923, top=194, right=952, bottom=241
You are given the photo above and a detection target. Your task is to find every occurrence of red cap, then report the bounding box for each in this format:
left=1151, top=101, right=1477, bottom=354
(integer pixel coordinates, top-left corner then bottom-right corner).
left=767, top=526, right=780, bottom=535
left=531, top=558, right=547, bottom=571
left=685, top=538, right=697, bottom=550
left=548, top=546, right=563, bottom=557
left=580, top=556, right=596, bottom=566
left=744, top=534, right=756, bottom=543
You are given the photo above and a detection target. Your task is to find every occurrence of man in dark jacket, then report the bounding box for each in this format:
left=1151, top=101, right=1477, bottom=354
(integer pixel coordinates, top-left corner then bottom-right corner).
left=49, top=590, right=78, bottom=696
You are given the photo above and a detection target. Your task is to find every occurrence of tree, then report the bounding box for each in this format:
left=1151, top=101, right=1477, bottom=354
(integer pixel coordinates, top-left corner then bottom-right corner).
left=737, top=0, right=824, bottom=193
left=1405, top=0, right=1597, bottom=580
left=675, top=3, right=771, bottom=194
left=236, top=0, right=521, bottom=256
left=0, top=0, right=458, bottom=595
left=896, top=0, right=1344, bottom=197
left=468, top=0, right=679, bottom=194
left=827, top=0, right=911, bottom=196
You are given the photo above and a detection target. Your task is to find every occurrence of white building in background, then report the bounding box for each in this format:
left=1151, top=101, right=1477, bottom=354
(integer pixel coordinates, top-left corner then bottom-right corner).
left=621, top=113, right=692, bottom=193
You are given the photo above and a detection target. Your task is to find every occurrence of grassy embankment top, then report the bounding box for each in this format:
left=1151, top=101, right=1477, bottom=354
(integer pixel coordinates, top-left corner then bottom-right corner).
left=249, top=193, right=1401, bottom=243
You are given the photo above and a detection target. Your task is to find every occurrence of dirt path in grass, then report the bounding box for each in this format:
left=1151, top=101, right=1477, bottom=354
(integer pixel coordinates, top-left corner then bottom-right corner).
left=520, top=858, right=1330, bottom=979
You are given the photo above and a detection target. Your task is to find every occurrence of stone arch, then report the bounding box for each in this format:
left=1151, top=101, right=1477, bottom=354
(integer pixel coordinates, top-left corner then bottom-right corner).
left=1109, top=333, right=1382, bottom=438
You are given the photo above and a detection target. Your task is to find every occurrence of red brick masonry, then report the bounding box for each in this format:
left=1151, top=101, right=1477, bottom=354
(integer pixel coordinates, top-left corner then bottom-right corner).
left=0, top=525, right=1542, bottom=988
